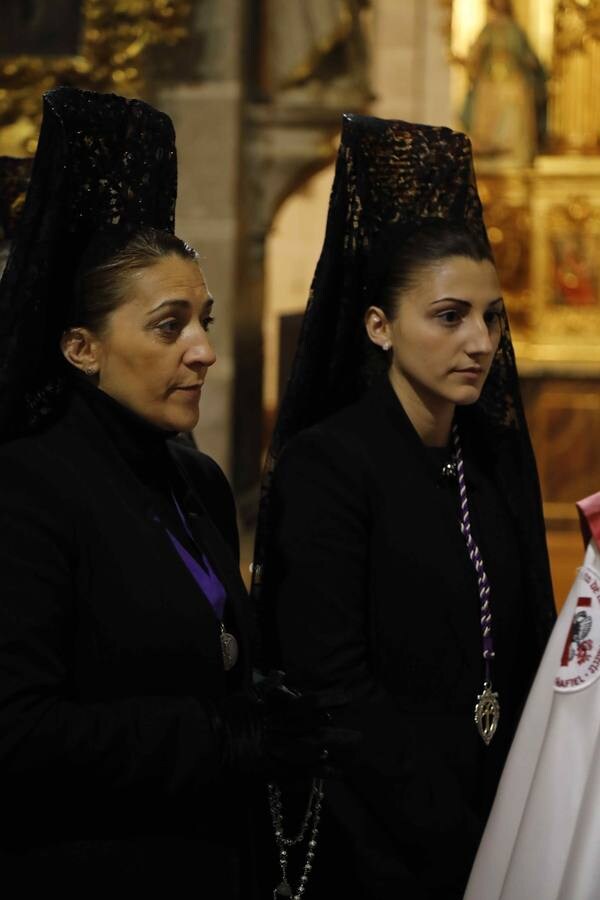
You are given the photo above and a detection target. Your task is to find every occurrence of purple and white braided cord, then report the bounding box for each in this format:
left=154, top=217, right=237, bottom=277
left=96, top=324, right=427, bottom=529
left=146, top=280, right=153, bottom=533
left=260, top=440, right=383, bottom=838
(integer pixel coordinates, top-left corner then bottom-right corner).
left=452, top=423, right=495, bottom=680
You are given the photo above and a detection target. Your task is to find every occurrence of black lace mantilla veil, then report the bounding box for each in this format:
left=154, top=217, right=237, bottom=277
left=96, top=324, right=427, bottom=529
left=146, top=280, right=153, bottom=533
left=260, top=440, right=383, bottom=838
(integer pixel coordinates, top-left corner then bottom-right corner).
left=0, top=86, right=177, bottom=441
left=252, top=113, right=555, bottom=656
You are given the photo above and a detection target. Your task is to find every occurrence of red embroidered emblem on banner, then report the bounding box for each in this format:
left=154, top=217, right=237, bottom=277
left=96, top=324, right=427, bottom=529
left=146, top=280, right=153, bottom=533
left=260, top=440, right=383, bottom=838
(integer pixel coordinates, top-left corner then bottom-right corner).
left=555, top=569, right=600, bottom=693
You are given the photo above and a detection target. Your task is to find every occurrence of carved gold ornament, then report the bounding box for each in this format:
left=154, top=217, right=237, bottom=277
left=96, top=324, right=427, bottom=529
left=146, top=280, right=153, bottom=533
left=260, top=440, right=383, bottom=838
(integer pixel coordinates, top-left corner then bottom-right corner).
left=0, top=0, right=190, bottom=156
left=555, top=0, right=600, bottom=56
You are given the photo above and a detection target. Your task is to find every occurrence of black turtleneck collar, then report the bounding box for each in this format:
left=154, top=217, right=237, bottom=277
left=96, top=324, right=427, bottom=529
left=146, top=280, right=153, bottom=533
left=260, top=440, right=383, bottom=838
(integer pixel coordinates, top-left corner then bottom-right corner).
left=72, top=375, right=176, bottom=488
left=70, top=376, right=208, bottom=563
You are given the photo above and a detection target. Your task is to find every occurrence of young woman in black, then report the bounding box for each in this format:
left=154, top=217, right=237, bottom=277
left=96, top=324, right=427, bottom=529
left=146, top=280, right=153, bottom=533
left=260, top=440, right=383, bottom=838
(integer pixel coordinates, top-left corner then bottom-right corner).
left=255, top=114, right=556, bottom=899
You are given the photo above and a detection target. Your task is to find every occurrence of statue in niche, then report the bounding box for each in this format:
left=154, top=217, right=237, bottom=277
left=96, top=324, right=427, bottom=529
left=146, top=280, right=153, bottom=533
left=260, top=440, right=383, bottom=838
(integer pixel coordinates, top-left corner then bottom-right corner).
left=262, top=0, right=371, bottom=107
left=461, top=0, right=547, bottom=167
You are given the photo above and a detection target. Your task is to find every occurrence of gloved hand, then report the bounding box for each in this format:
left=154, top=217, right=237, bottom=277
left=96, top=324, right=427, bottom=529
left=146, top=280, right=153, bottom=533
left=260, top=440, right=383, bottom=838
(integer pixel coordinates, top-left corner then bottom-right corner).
left=211, top=671, right=360, bottom=780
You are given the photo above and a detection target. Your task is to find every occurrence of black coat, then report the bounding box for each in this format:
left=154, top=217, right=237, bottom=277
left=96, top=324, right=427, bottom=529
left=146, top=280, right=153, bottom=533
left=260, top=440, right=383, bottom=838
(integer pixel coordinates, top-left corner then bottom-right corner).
left=263, top=376, right=552, bottom=899
left=0, top=387, right=255, bottom=896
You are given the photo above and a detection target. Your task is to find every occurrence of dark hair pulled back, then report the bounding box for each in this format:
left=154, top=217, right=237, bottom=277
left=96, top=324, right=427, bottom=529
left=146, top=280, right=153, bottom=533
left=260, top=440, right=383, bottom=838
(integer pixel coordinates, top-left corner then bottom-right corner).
left=70, top=225, right=197, bottom=334
left=369, top=217, right=494, bottom=319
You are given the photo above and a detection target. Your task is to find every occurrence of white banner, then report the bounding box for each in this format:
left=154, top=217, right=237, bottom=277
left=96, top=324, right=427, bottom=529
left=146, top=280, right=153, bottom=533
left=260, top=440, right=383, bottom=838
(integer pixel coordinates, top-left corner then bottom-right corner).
left=465, top=497, right=600, bottom=900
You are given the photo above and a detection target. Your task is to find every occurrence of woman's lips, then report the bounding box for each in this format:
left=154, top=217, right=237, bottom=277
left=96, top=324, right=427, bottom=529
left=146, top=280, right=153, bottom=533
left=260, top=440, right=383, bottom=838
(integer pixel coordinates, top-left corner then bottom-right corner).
left=453, top=367, right=483, bottom=381
left=173, top=383, right=203, bottom=395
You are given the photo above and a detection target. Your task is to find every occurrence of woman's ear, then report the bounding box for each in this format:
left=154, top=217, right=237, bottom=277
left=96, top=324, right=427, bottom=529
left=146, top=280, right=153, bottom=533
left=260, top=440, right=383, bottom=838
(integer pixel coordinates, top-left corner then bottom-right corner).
left=60, top=327, right=101, bottom=377
left=364, top=305, right=392, bottom=351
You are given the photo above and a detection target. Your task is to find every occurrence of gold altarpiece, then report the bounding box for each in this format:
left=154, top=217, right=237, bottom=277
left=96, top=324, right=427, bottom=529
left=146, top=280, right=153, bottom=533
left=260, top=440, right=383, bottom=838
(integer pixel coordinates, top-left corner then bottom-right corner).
left=447, top=0, right=600, bottom=526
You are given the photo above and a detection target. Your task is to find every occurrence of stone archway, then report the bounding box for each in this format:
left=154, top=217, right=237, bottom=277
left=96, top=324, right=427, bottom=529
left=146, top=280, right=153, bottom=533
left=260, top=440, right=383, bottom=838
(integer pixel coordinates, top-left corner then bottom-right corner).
left=263, top=162, right=337, bottom=435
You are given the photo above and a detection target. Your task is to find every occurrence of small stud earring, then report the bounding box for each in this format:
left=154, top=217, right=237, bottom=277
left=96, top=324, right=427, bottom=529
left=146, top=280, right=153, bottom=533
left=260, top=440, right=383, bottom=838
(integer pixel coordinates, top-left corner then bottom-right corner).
left=84, top=366, right=97, bottom=377
left=382, top=341, right=391, bottom=352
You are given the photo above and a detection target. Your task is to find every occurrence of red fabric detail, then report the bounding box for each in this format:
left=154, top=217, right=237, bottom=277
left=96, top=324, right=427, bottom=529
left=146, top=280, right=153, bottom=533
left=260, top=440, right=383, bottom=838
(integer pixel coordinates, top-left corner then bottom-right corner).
left=576, top=492, right=600, bottom=548
left=576, top=639, right=593, bottom=665
left=561, top=620, right=576, bottom=667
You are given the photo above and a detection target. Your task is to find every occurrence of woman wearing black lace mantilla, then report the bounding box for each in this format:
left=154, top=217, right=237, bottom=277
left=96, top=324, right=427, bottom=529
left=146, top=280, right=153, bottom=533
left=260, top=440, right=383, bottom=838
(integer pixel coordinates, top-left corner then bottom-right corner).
left=253, top=115, right=556, bottom=898
left=0, top=88, right=348, bottom=896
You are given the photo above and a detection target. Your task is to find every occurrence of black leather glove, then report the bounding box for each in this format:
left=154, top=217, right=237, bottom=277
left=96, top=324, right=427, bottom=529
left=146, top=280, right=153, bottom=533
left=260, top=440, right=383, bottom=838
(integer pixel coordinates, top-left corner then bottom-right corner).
left=211, top=671, right=360, bottom=780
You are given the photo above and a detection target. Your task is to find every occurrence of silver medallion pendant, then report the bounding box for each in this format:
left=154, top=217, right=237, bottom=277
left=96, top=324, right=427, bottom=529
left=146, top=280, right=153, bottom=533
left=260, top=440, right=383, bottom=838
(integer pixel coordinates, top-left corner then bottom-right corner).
left=474, top=682, right=500, bottom=745
left=220, top=627, right=239, bottom=671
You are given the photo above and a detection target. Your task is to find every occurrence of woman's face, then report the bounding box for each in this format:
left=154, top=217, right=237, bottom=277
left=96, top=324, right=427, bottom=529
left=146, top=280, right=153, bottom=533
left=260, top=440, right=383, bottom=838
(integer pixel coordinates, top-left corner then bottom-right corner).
left=366, top=255, right=503, bottom=411
left=91, top=254, right=216, bottom=431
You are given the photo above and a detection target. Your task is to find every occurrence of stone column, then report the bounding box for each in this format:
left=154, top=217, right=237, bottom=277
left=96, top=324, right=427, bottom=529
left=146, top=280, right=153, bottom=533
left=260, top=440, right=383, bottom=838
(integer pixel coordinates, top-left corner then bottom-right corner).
left=154, top=0, right=245, bottom=478
left=234, top=106, right=343, bottom=505
left=372, top=0, right=451, bottom=126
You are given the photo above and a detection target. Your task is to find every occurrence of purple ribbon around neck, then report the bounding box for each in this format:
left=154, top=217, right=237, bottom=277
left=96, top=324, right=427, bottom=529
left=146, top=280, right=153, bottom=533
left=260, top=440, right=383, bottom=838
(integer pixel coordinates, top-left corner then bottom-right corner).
left=162, top=493, right=227, bottom=622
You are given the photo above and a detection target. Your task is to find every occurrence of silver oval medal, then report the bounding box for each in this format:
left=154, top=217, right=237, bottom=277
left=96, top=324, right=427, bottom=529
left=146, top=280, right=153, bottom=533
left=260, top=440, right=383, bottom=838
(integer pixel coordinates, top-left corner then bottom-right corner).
left=220, top=629, right=239, bottom=671
left=474, top=682, right=500, bottom=745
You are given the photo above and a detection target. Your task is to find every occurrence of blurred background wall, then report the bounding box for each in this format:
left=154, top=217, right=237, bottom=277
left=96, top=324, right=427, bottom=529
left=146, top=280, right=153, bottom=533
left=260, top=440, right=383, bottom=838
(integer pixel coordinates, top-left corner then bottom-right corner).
left=2, top=0, right=600, bottom=604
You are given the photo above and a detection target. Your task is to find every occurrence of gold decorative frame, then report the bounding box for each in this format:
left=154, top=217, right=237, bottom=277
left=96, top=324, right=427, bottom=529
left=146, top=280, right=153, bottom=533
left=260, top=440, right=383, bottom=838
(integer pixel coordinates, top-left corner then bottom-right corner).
left=0, top=0, right=190, bottom=156
left=478, top=175, right=532, bottom=333
left=533, top=195, right=600, bottom=347
left=554, top=0, right=600, bottom=55
left=511, top=156, right=600, bottom=372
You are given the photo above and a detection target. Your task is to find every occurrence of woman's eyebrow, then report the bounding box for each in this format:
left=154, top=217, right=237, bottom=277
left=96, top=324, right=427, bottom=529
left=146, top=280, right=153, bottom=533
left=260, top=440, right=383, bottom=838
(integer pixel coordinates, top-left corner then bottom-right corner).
left=429, top=296, right=503, bottom=308
left=147, top=296, right=214, bottom=315
left=147, top=298, right=191, bottom=314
